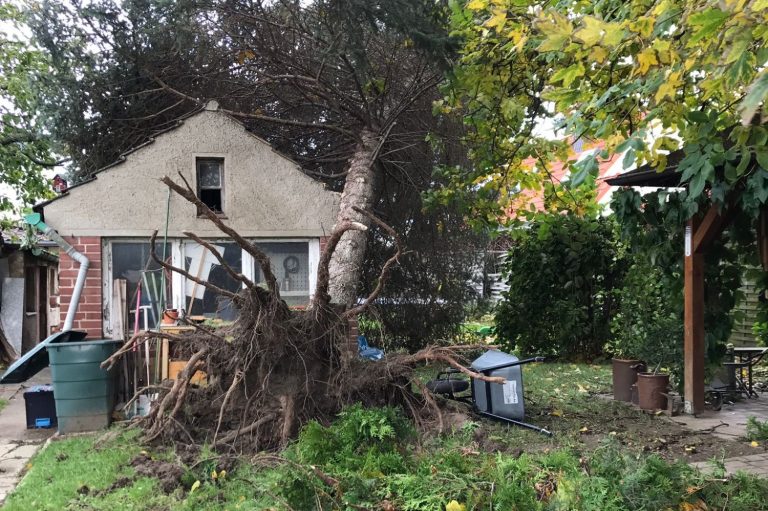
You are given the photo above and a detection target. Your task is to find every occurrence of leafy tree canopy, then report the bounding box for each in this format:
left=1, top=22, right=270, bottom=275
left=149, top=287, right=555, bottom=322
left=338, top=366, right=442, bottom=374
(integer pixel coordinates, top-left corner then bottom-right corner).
left=438, top=0, right=768, bottom=226
left=0, top=3, right=60, bottom=224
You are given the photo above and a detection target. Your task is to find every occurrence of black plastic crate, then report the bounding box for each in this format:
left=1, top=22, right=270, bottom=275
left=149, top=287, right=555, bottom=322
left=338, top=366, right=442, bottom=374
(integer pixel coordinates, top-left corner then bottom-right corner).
left=24, top=384, right=57, bottom=429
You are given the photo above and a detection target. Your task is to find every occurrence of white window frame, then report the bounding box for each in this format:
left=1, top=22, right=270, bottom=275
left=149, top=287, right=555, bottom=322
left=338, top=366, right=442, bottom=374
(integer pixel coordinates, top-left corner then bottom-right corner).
left=104, top=238, right=322, bottom=329
left=242, top=238, right=319, bottom=300
left=102, top=238, right=174, bottom=337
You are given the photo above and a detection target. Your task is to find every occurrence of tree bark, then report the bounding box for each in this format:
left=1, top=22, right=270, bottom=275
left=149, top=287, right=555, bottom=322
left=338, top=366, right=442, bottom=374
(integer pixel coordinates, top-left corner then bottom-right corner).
left=328, top=128, right=379, bottom=306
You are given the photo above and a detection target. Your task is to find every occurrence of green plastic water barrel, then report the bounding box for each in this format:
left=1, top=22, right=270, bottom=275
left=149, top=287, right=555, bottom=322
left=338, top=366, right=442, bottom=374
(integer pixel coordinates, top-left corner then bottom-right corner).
left=48, top=340, right=121, bottom=433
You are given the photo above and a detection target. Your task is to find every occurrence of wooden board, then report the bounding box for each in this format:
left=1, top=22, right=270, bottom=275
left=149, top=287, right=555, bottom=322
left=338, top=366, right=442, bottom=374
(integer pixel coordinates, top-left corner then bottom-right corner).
left=161, top=338, right=169, bottom=380
left=111, top=279, right=127, bottom=340
left=684, top=217, right=705, bottom=414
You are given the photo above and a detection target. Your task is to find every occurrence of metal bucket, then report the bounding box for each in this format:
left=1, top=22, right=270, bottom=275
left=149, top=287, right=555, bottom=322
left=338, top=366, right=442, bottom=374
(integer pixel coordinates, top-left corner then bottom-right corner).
left=637, top=372, right=669, bottom=410
left=612, top=359, right=644, bottom=402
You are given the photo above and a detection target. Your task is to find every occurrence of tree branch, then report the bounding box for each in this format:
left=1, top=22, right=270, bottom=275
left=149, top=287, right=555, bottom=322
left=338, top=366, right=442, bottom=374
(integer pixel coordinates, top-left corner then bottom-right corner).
left=397, top=346, right=507, bottom=385
left=311, top=220, right=368, bottom=309
left=149, top=229, right=240, bottom=301
left=182, top=231, right=255, bottom=289
left=160, top=173, right=281, bottom=298
left=151, top=75, right=358, bottom=139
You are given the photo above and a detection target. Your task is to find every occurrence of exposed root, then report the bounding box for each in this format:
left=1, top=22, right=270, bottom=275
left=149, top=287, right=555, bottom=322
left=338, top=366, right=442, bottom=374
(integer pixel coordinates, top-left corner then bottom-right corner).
left=109, top=173, right=500, bottom=451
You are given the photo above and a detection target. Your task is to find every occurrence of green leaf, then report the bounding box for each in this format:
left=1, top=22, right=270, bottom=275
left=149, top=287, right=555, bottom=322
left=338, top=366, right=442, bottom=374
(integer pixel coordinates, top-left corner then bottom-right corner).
left=725, top=34, right=752, bottom=65
left=757, top=149, right=768, bottom=171
left=551, top=62, right=586, bottom=87
left=688, top=171, right=707, bottom=199
left=574, top=16, right=624, bottom=47
left=736, top=150, right=751, bottom=176
left=622, top=149, right=636, bottom=170
left=569, top=154, right=599, bottom=187
left=537, top=12, right=573, bottom=52
left=687, top=111, right=708, bottom=124
left=679, top=153, right=703, bottom=182
left=688, top=8, right=730, bottom=44
left=727, top=51, right=756, bottom=87
left=739, top=71, right=768, bottom=125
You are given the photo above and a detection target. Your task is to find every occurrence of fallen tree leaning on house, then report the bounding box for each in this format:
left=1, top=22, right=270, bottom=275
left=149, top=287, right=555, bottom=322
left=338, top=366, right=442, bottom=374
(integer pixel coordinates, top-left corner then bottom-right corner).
left=101, top=173, right=501, bottom=451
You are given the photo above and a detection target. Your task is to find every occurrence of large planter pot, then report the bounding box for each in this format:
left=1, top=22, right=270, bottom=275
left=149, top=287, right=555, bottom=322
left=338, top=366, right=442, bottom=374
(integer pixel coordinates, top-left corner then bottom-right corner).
left=636, top=372, right=670, bottom=410
left=612, top=359, right=645, bottom=402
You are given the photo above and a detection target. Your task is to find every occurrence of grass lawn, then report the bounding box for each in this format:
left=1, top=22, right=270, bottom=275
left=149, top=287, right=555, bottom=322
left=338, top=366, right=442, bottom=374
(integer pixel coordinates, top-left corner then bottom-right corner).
left=6, top=362, right=768, bottom=510
left=0, top=398, right=7, bottom=413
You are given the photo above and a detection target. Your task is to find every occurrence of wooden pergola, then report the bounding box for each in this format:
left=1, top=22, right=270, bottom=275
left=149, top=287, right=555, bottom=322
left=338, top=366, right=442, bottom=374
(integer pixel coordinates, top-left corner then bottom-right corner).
left=606, top=155, right=749, bottom=414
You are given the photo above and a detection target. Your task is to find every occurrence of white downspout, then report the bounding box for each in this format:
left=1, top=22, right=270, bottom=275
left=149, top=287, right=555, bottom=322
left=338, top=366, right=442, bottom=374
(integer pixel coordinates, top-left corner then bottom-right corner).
left=24, top=213, right=89, bottom=332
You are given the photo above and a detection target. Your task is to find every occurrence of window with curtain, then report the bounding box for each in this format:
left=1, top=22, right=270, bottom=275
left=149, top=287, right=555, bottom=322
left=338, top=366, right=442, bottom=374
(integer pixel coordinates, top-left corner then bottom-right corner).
left=253, top=242, right=310, bottom=306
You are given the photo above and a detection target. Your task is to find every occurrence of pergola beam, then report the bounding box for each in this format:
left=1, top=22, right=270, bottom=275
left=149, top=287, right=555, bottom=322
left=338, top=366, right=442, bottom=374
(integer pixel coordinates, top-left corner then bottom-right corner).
left=683, top=201, right=734, bottom=414
left=684, top=215, right=705, bottom=414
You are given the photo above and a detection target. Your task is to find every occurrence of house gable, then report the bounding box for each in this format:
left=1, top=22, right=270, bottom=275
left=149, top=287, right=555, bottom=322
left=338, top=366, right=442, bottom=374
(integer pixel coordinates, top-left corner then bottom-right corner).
left=40, top=108, right=340, bottom=238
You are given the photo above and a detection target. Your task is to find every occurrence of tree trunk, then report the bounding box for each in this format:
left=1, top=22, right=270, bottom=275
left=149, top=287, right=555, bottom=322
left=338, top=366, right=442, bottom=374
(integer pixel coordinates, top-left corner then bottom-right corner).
left=328, top=128, right=379, bottom=306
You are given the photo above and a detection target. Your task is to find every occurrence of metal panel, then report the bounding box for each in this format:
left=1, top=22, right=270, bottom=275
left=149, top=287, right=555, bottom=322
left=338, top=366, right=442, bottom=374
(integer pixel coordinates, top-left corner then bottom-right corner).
left=471, top=350, right=526, bottom=420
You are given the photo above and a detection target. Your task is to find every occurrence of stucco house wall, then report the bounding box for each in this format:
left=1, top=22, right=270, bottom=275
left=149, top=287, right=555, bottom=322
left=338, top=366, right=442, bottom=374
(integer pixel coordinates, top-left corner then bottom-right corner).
left=40, top=104, right=339, bottom=238
left=38, top=103, right=340, bottom=338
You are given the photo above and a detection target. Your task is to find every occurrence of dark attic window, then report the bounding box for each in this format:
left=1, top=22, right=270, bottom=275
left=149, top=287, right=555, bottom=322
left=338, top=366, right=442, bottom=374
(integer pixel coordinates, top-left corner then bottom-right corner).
left=196, top=158, right=224, bottom=215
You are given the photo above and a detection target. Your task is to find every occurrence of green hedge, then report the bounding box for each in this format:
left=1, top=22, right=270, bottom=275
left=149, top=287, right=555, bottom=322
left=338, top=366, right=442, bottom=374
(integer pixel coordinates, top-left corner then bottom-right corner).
left=494, top=214, right=625, bottom=358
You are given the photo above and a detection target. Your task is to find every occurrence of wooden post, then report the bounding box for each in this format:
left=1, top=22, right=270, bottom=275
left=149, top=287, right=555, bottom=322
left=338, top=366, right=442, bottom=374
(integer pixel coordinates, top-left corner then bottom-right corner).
left=684, top=217, right=705, bottom=414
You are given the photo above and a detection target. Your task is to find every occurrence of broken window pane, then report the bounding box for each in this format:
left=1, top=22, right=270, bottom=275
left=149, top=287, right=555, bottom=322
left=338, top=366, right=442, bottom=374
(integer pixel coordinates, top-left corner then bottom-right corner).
left=184, top=241, right=241, bottom=318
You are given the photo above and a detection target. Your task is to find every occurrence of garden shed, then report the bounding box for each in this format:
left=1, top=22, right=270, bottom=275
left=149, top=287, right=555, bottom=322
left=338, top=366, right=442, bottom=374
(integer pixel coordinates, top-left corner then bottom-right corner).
left=0, top=229, right=59, bottom=361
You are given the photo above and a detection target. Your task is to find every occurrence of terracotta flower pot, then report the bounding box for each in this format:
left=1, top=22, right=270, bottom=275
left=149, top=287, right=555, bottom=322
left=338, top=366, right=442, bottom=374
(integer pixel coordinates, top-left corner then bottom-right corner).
left=162, top=309, right=180, bottom=325
left=612, top=358, right=645, bottom=402
left=636, top=372, right=670, bottom=410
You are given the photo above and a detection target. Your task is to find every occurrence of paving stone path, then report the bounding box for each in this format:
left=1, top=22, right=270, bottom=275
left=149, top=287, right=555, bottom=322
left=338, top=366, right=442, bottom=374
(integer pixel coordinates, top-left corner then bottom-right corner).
left=0, top=369, right=55, bottom=505
left=691, top=453, right=768, bottom=477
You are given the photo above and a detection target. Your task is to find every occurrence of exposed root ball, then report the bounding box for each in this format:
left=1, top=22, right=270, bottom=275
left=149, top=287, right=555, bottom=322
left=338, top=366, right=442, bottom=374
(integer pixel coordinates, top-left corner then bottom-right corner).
left=101, top=172, right=498, bottom=452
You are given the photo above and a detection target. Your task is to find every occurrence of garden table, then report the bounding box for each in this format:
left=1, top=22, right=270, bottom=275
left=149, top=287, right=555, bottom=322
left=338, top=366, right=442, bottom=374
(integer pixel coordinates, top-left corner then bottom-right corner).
left=724, top=347, right=768, bottom=398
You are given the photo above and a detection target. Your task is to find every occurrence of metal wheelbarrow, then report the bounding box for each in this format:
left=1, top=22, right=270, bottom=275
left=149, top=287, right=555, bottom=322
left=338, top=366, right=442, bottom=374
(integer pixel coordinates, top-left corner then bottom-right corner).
left=426, top=350, right=552, bottom=436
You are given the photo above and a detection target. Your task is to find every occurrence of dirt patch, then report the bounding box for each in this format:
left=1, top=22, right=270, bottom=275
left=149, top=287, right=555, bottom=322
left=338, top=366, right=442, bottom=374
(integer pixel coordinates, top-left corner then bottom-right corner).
left=530, top=399, right=764, bottom=463
left=459, top=394, right=764, bottom=463
left=130, top=453, right=184, bottom=493
left=176, top=443, right=201, bottom=466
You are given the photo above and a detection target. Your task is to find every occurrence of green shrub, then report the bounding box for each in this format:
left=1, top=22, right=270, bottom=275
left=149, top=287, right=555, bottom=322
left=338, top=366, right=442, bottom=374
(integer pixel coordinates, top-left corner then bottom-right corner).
left=746, top=416, right=768, bottom=441
left=608, top=259, right=683, bottom=376
left=494, top=214, right=625, bottom=358
left=293, top=404, right=413, bottom=474
left=698, top=470, right=768, bottom=511
left=620, top=455, right=693, bottom=510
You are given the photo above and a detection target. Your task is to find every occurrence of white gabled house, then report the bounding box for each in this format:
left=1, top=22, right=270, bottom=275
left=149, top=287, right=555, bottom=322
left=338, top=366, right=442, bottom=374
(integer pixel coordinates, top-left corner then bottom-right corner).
left=35, top=101, right=340, bottom=338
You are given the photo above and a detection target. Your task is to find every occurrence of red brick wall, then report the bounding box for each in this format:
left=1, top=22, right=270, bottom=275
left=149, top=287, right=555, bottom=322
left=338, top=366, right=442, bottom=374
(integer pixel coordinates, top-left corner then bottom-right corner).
left=58, top=236, right=103, bottom=338
left=348, top=315, right=359, bottom=352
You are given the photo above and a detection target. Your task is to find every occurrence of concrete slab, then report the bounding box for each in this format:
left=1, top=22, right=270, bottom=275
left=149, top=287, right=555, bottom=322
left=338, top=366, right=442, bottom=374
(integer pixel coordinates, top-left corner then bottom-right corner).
left=674, top=393, right=768, bottom=478
left=669, top=395, right=768, bottom=440
left=0, top=368, right=56, bottom=505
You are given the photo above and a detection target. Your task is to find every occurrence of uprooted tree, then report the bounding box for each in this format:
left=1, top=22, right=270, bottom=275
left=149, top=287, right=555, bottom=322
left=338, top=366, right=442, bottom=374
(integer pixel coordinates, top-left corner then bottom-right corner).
left=24, top=0, right=496, bottom=448
left=28, top=0, right=463, bottom=308
left=101, top=174, right=499, bottom=450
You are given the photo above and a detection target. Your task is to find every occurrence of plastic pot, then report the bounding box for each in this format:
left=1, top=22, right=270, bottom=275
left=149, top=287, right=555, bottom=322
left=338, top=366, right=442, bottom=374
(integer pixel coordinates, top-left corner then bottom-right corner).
left=612, top=358, right=645, bottom=402
left=637, top=372, right=670, bottom=410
